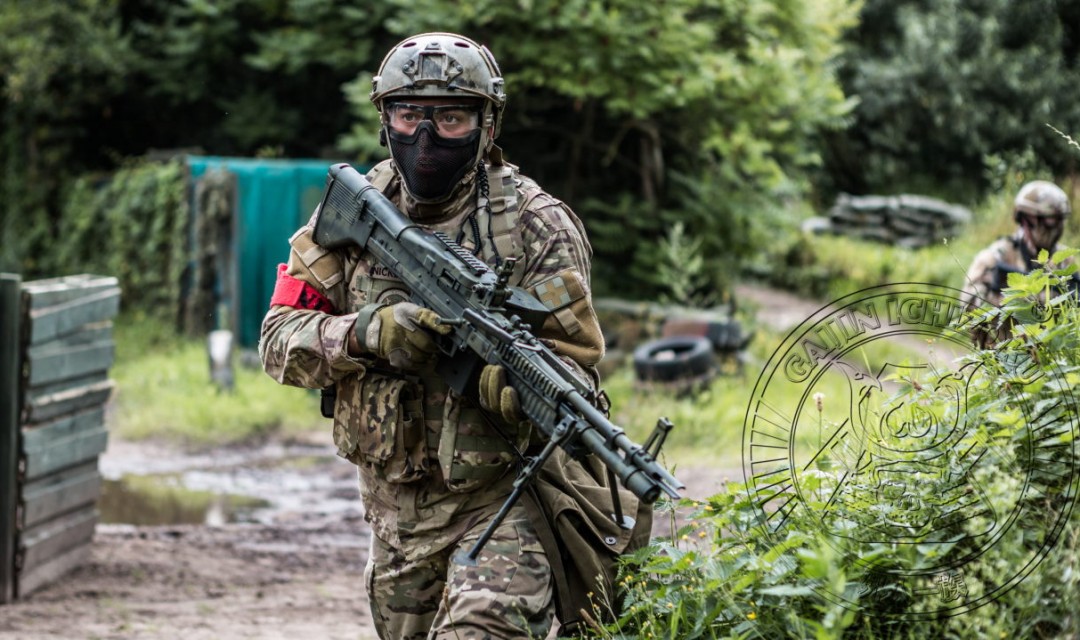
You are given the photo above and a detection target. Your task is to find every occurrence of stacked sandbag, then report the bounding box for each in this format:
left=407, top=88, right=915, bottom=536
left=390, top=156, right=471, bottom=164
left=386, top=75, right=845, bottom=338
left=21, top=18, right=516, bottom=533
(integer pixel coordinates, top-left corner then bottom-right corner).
left=803, top=193, right=972, bottom=248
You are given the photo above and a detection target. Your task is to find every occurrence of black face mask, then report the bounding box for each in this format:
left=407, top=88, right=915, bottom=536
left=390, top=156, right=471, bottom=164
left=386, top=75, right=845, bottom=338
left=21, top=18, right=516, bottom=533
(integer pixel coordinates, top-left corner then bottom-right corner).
left=387, top=121, right=481, bottom=203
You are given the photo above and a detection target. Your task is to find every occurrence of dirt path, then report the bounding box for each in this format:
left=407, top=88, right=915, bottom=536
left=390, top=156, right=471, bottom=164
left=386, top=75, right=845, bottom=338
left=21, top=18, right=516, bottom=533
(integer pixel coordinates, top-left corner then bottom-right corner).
left=0, top=434, right=734, bottom=640
left=1, top=284, right=814, bottom=640
left=1, top=433, right=378, bottom=640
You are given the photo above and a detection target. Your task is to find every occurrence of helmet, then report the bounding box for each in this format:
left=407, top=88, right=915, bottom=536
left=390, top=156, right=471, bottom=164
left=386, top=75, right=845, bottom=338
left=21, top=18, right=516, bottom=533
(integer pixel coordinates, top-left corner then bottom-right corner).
left=1014, top=180, right=1071, bottom=219
left=371, top=33, right=506, bottom=141
left=370, top=33, right=506, bottom=204
left=1014, top=180, right=1071, bottom=253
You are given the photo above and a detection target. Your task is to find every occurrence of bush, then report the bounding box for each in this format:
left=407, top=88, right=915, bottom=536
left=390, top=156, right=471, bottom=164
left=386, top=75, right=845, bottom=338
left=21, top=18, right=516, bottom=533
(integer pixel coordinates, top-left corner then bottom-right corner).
left=54, top=159, right=189, bottom=323
left=586, top=263, right=1080, bottom=638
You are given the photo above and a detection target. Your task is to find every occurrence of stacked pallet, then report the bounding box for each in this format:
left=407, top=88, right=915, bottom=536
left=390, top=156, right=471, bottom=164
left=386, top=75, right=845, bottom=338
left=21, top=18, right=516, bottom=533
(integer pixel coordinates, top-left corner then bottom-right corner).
left=1, top=274, right=120, bottom=601
left=803, top=193, right=972, bottom=248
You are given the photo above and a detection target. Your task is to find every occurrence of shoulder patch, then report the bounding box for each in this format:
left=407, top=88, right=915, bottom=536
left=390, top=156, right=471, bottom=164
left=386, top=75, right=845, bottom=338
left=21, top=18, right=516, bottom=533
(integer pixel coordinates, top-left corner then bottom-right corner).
left=530, top=270, right=586, bottom=312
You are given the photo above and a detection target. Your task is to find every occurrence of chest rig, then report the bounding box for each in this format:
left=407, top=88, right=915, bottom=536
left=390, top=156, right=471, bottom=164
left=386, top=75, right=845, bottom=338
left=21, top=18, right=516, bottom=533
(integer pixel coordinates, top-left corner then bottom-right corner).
left=366, top=159, right=528, bottom=286
left=336, top=159, right=534, bottom=497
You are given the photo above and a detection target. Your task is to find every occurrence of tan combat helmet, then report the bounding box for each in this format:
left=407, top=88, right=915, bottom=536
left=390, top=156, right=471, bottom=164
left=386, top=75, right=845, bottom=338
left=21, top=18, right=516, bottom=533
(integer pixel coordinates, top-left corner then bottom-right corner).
left=370, top=32, right=506, bottom=147
left=1014, top=180, right=1072, bottom=253
left=1014, top=180, right=1071, bottom=220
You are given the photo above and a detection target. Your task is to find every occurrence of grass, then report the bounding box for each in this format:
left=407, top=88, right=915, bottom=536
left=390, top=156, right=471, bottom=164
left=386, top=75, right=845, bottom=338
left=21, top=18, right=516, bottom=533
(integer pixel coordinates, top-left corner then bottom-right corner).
left=750, top=184, right=1074, bottom=302
left=107, top=301, right=941, bottom=466
left=110, top=315, right=322, bottom=448
left=104, top=185, right=1042, bottom=455
left=603, top=322, right=936, bottom=472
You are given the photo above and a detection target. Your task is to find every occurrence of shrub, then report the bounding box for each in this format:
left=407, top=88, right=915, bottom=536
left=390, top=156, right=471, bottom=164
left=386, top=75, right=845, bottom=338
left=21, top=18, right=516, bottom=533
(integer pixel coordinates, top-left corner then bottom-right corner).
left=586, top=262, right=1080, bottom=638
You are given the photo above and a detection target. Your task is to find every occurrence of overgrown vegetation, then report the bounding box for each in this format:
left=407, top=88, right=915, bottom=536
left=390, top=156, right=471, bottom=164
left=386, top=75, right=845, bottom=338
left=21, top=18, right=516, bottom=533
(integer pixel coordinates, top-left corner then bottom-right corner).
left=6, top=1, right=1078, bottom=312
left=55, top=160, right=190, bottom=323
left=823, top=0, right=1080, bottom=199
left=582, top=264, right=1080, bottom=638
left=110, top=317, right=320, bottom=448
left=3, top=0, right=854, bottom=306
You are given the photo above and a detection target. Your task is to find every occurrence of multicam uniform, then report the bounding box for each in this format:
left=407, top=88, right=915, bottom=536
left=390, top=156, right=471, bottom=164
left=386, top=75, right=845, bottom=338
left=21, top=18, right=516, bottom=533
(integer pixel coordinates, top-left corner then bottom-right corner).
left=961, top=232, right=1075, bottom=309
left=259, top=157, right=605, bottom=639
left=960, top=232, right=1078, bottom=347
left=960, top=233, right=1038, bottom=310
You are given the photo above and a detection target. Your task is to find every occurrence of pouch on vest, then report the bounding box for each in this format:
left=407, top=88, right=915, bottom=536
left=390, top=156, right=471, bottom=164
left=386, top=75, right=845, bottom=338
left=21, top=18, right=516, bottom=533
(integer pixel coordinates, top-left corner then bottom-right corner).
left=437, top=392, right=527, bottom=493
left=335, top=374, right=428, bottom=483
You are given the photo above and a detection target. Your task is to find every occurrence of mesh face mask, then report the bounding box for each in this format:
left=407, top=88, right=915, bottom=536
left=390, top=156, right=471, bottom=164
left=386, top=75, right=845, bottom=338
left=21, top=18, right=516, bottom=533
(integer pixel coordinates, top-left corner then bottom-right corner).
left=387, top=121, right=481, bottom=203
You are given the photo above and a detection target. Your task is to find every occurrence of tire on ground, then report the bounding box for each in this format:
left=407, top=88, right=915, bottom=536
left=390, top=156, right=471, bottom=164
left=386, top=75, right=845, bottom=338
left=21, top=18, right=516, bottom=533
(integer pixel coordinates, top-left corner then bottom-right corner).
left=632, top=336, right=716, bottom=384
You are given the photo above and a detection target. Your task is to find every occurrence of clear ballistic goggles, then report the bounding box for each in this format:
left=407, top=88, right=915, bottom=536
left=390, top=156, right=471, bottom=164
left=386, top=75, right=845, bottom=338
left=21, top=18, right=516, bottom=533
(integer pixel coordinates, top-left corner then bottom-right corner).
left=386, top=102, right=481, bottom=139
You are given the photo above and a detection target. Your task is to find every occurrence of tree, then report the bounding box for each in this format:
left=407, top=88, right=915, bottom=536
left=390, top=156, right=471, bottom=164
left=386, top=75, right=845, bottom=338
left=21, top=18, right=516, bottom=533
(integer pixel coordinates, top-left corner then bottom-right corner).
left=352, top=0, right=860, bottom=298
left=823, top=0, right=1080, bottom=200
left=0, top=0, right=133, bottom=272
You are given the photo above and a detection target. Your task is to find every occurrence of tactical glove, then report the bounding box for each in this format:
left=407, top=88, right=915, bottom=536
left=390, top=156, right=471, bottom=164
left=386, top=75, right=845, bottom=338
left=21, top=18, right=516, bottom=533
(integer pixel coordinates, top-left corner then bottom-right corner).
left=478, top=364, right=523, bottom=424
left=355, top=302, right=450, bottom=371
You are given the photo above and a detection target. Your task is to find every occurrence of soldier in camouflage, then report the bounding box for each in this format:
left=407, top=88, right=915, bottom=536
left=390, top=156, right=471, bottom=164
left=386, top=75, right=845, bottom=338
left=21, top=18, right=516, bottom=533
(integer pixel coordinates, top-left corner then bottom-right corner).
left=962, top=180, right=1074, bottom=308
left=259, top=33, right=612, bottom=639
left=961, top=180, right=1075, bottom=344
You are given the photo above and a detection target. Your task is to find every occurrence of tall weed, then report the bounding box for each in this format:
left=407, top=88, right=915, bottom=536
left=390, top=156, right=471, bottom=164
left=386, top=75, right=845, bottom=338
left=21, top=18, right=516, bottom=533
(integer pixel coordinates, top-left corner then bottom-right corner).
left=586, top=263, right=1080, bottom=638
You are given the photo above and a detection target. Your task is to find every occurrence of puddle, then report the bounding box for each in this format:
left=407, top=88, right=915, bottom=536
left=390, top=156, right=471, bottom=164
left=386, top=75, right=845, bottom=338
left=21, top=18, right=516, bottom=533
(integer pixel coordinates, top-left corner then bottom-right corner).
left=97, top=440, right=363, bottom=526
left=98, top=475, right=271, bottom=526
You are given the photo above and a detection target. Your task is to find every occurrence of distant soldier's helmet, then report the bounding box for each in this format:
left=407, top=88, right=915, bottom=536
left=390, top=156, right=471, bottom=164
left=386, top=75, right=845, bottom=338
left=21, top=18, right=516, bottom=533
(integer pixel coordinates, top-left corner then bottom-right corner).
left=1014, top=180, right=1071, bottom=219
left=370, top=33, right=506, bottom=203
left=1014, top=180, right=1071, bottom=252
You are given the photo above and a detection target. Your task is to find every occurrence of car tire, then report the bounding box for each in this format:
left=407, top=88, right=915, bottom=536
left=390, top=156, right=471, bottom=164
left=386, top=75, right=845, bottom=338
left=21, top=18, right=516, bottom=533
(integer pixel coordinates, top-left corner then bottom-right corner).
left=632, top=336, right=716, bottom=384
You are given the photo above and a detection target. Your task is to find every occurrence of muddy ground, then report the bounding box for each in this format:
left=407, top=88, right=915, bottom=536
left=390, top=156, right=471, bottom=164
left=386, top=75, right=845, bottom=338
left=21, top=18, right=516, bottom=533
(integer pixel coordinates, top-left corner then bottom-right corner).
left=0, top=433, right=380, bottom=640
left=0, top=284, right=817, bottom=639
left=0, top=430, right=730, bottom=640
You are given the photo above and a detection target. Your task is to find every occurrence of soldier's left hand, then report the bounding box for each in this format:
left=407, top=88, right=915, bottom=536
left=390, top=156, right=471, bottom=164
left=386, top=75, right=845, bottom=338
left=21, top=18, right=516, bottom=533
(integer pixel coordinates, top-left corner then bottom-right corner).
left=478, top=364, right=522, bottom=423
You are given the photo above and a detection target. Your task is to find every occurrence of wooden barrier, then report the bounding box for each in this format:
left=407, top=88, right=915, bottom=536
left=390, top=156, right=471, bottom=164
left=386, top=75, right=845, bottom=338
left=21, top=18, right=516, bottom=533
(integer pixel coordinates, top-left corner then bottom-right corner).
left=1, top=275, right=20, bottom=603
left=0, top=274, right=120, bottom=602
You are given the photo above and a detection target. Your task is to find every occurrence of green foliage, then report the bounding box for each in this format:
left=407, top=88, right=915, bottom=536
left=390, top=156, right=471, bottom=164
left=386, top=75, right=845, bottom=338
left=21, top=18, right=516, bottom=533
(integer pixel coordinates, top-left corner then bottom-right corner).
left=111, top=317, right=321, bottom=447
left=345, top=0, right=861, bottom=300
left=0, top=0, right=134, bottom=272
left=1, top=0, right=858, bottom=302
left=823, top=0, right=1080, bottom=198
left=587, top=265, right=1080, bottom=638
left=122, top=0, right=391, bottom=157
left=54, top=159, right=189, bottom=321
left=655, top=222, right=719, bottom=309
left=750, top=173, right=1076, bottom=302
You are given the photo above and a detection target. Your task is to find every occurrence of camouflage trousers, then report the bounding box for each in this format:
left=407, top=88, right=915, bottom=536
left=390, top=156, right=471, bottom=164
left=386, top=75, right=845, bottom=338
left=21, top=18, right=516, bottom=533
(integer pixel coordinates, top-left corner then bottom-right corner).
left=365, top=504, right=554, bottom=640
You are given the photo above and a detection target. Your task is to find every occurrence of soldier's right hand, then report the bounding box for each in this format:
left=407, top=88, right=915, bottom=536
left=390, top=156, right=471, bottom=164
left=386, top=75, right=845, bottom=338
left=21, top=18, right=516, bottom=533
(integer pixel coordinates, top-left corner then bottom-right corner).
left=354, top=302, right=451, bottom=370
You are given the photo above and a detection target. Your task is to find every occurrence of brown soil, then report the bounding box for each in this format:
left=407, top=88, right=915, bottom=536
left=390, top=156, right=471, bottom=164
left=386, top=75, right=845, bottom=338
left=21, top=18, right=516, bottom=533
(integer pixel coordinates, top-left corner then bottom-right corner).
left=0, top=432, right=734, bottom=640
left=1, top=284, right=808, bottom=640
left=0, top=434, right=379, bottom=640
left=1, top=520, right=376, bottom=640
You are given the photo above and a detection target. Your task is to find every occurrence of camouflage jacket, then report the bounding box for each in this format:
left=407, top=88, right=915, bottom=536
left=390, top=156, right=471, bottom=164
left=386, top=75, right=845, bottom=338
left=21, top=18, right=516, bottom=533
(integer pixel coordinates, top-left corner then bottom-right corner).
left=259, top=157, right=605, bottom=560
left=961, top=232, right=1072, bottom=310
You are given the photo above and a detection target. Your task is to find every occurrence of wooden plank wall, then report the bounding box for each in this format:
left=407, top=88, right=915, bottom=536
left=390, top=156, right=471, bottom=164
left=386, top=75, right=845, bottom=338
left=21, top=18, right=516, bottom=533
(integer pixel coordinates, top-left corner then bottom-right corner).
left=0, top=275, right=21, bottom=603
left=6, top=275, right=121, bottom=599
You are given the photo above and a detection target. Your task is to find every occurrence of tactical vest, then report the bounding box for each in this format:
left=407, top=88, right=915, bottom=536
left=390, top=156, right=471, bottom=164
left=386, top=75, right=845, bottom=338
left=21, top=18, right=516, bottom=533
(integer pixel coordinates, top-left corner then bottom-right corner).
left=366, top=159, right=529, bottom=285
left=329, top=159, right=533, bottom=495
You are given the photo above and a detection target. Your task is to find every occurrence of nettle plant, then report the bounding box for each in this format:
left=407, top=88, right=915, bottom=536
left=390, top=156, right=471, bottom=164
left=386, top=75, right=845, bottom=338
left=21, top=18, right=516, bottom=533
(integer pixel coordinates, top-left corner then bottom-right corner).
left=584, top=260, right=1080, bottom=640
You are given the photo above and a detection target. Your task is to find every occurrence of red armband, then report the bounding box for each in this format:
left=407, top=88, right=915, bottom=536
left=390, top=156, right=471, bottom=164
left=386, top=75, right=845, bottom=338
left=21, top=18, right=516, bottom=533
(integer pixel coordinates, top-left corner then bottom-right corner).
left=270, top=264, right=335, bottom=313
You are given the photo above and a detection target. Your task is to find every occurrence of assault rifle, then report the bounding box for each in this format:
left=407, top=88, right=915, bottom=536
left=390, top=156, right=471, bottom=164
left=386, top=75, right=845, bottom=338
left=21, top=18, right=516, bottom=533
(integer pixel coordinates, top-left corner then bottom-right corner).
left=313, top=163, right=684, bottom=563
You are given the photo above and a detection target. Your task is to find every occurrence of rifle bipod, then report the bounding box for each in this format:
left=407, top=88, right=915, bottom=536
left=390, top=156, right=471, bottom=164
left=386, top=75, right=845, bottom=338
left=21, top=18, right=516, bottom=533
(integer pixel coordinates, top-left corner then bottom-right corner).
left=452, top=415, right=577, bottom=566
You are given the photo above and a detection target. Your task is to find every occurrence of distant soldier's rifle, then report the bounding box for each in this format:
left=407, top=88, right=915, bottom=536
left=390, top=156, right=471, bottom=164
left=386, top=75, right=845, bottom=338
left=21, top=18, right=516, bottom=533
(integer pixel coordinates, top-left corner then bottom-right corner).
left=312, top=163, right=684, bottom=563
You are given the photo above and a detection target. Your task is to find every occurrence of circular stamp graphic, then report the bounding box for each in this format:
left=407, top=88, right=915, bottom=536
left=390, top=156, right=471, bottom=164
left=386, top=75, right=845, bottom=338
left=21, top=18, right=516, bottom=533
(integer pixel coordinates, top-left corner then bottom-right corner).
left=742, top=283, right=1079, bottom=619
